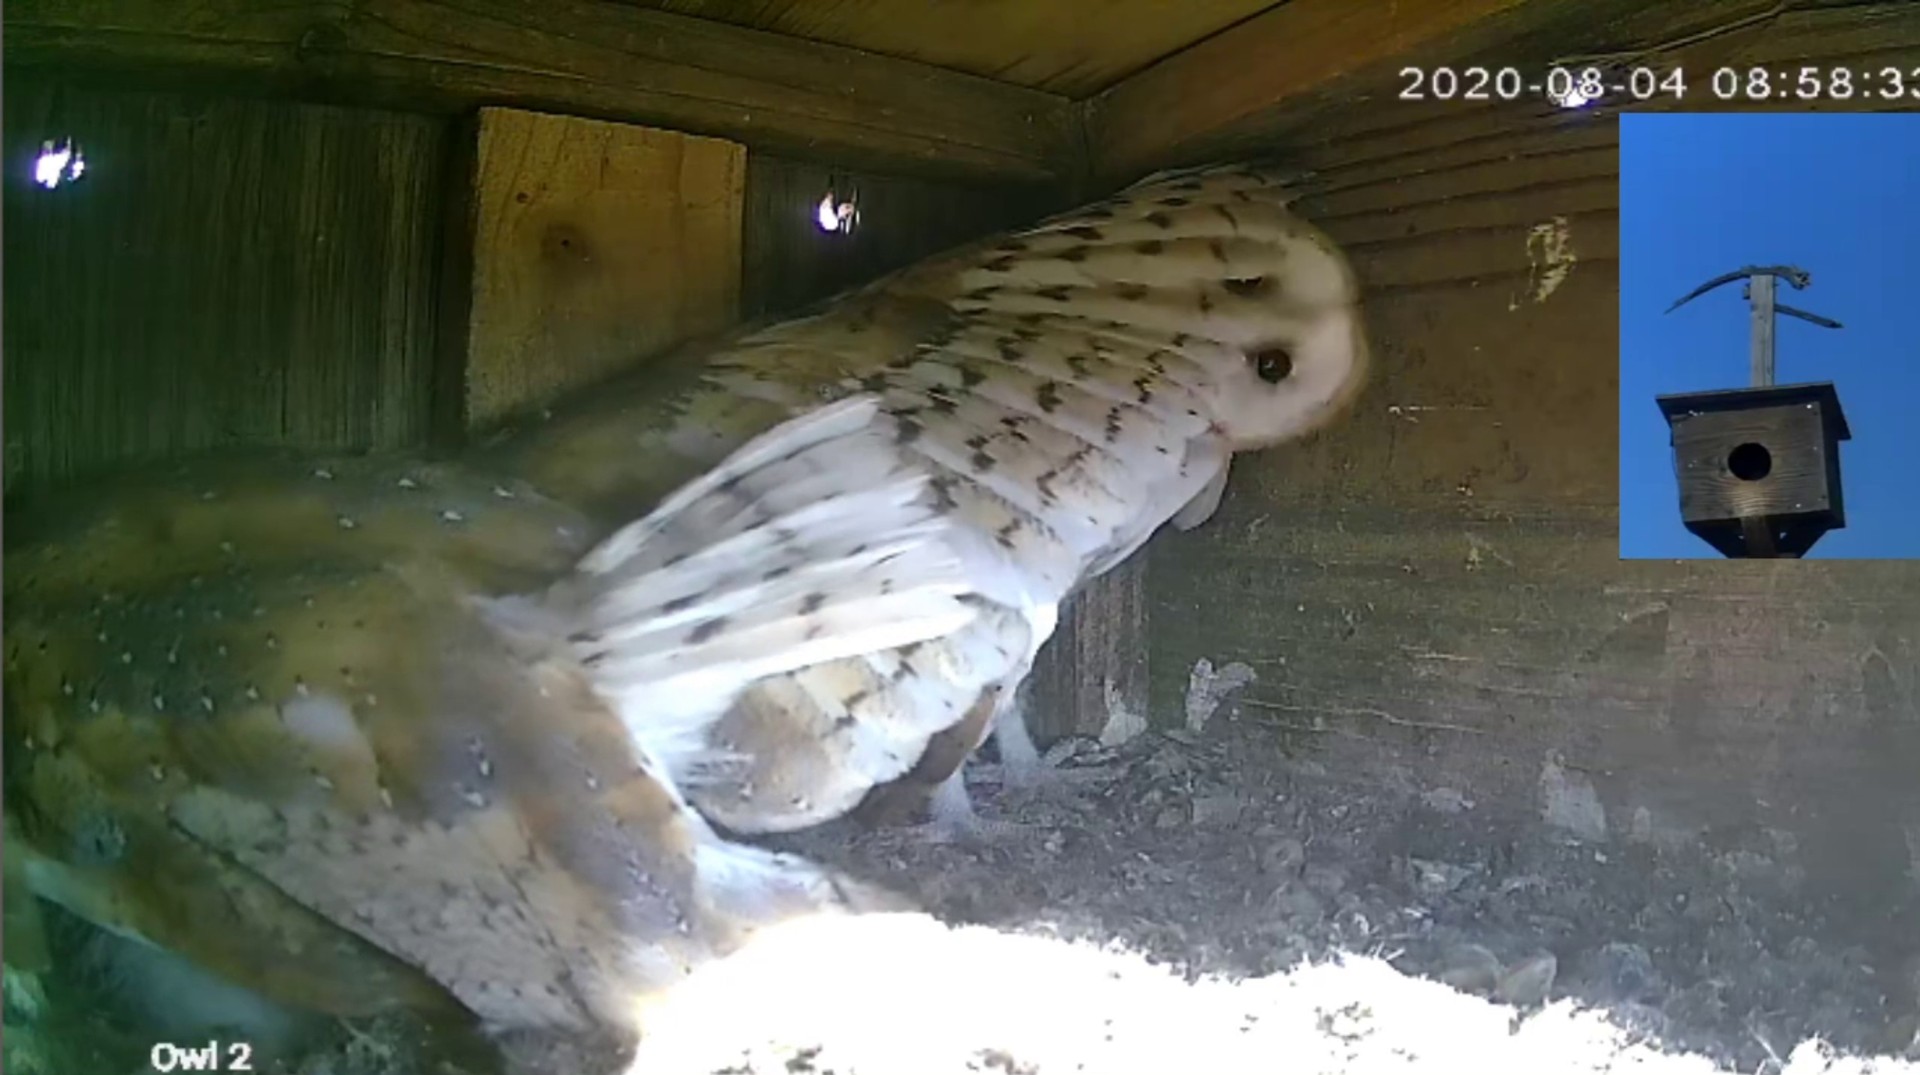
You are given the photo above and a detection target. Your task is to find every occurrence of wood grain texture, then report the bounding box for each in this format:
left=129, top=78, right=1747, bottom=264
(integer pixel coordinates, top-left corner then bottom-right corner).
left=454, top=109, right=745, bottom=428
left=1102, top=1, right=1917, bottom=512
left=1577, top=0, right=1920, bottom=115
left=1121, top=0, right=1920, bottom=982
left=2, top=80, right=444, bottom=493
left=739, top=154, right=1062, bottom=320
left=4, top=0, right=1076, bottom=182
left=1083, top=0, right=1557, bottom=179
left=1140, top=0, right=1920, bottom=982
left=1029, top=558, right=1150, bottom=744
left=1670, top=405, right=1835, bottom=522
left=1149, top=501, right=1920, bottom=953
left=629, top=0, right=1280, bottom=96
left=1082, top=0, right=1918, bottom=181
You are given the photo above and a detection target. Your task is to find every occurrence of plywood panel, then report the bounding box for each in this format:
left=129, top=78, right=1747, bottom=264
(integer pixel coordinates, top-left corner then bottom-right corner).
left=2, top=80, right=444, bottom=493
left=455, top=109, right=746, bottom=428
left=633, top=0, right=1280, bottom=96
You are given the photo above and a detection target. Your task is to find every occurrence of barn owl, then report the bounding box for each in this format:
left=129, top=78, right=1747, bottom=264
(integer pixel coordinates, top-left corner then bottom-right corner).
left=2, top=396, right=959, bottom=1072
left=482, top=162, right=1371, bottom=834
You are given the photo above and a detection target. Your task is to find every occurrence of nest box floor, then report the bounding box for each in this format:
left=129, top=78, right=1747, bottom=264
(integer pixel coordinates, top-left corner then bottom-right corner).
left=11, top=718, right=1920, bottom=1075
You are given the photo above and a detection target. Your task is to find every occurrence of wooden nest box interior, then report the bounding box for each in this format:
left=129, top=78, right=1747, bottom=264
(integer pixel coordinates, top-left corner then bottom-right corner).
left=1656, top=381, right=1852, bottom=559
left=7, top=2, right=1920, bottom=1072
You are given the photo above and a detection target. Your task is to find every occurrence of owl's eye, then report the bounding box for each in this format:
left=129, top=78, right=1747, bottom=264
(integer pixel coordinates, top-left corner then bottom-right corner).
left=1252, top=348, right=1293, bottom=384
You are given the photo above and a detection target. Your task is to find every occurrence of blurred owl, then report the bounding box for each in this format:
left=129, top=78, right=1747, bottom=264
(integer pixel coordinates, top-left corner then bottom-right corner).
left=3, top=397, right=955, bottom=1071
left=480, top=161, right=1370, bottom=835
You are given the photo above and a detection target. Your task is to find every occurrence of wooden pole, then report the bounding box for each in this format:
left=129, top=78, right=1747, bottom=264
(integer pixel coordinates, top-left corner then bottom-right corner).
left=1740, top=515, right=1781, bottom=558
left=1749, top=273, right=1776, bottom=388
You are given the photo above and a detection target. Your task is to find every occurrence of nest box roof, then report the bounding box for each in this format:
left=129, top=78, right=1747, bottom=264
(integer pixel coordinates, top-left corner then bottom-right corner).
left=1655, top=380, right=1852, bottom=442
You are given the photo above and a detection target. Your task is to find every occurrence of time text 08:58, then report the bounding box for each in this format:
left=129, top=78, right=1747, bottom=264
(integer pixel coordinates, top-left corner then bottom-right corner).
left=1398, top=66, right=1920, bottom=105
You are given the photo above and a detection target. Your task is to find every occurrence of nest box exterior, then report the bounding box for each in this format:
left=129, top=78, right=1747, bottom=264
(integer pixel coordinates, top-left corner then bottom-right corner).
left=1655, top=381, right=1851, bottom=558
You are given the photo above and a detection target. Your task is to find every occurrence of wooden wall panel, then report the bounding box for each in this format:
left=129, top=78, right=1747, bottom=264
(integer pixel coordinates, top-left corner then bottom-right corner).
left=740, top=153, right=1060, bottom=319
left=5, top=0, right=1075, bottom=183
left=453, top=109, right=746, bottom=429
left=1143, top=8, right=1920, bottom=978
left=1152, top=497, right=1920, bottom=955
left=1, top=78, right=1065, bottom=496
left=2, top=80, right=445, bottom=493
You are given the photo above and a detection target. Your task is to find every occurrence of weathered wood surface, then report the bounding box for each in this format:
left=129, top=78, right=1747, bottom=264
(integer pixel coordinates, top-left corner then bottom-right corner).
left=1028, top=557, right=1151, bottom=744
left=632, top=0, right=1277, bottom=96
left=1241, top=108, right=1620, bottom=508
left=1668, top=404, right=1836, bottom=522
left=1085, top=0, right=1555, bottom=180
left=452, top=109, right=745, bottom=429
left=1150, top=501, right=1920, bottom=947
left=4, top=75, right=1066, bottom=486
left=1088, top=0, right=1920, bottom=181
left=4, top=0, right=1076, bottom=182
left=1145, top=5, right=1920, bottom=973
left=3, top=81, right=445, bottom=492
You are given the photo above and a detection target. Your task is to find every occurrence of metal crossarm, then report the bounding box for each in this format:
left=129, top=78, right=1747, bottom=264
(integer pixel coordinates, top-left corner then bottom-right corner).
left=1665, top=264, right=1843, bottom=386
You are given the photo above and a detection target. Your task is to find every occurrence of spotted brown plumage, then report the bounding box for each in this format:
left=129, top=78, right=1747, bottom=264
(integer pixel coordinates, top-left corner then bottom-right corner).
left=5, top=396, right=949, bottom=1071
left=475, top=162, right=1369, bottom=834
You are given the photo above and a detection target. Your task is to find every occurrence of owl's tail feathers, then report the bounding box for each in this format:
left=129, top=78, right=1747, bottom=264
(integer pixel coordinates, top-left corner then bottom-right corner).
left=532, top=392, right=983, bottom=779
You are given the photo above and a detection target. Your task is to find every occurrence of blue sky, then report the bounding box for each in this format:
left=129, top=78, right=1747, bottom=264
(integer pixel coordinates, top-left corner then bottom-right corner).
left=1618, top=112, right=1920, bottom=559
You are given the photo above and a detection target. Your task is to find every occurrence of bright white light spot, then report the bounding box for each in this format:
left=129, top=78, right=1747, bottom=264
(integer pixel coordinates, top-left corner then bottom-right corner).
left=814, top=190, right=860, bottom=235
left=34, top=139, right=87, bottom=189
left=1550, top=84, right=1598, bottom=109
left=627, top=913, right=1914, bottom=1074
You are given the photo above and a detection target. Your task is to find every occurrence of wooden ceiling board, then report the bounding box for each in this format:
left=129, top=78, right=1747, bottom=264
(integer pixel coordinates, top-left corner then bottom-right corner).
left=628, top=0, right=1285, bottom=95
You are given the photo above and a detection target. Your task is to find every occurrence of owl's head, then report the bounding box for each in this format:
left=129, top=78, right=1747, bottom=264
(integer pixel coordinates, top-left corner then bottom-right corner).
left=1193, top=213, right=1371, bottom=452
left=937, top=161, right=1371, bottom=453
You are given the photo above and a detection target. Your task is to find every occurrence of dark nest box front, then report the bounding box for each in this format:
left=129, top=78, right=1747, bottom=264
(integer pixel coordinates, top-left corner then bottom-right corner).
left=1656, top=381, right=1851, bottom=558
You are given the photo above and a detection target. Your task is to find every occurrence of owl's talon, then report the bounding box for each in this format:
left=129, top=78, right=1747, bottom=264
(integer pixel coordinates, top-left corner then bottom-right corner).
left=882, top=769, right=1046, bottom=845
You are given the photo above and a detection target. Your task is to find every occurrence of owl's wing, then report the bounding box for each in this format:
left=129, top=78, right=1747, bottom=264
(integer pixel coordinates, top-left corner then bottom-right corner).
left=4, top=453, right=601, bottom=1026
left=686, top=609, right=1035, bottom=833
left=6, top=395, right=950, bottom=1065
left=472, top=164, right=1363, bottom=838
left=653, top=166, right=1364, bottom=833
left=484, top=163, right=1321, bottom=519
left=847, top=681, right=1005, bottom=828
left=531, top=394, right=982, bottom=777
